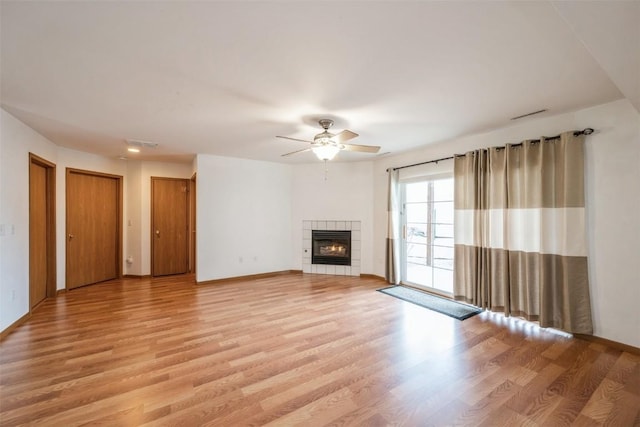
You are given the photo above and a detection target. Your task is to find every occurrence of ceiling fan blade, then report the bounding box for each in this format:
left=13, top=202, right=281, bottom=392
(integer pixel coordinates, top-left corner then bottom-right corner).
left=341, top=143, right=381, bottom=153
left=281, top=147, right=313, bottom=157
left=332, top=129, right=359, bottom=143
left=276, top=135, right=316, bottom=144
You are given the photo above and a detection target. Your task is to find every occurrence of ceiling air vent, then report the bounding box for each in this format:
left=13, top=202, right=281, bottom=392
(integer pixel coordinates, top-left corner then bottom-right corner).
left=510, top=109, right=547, bottom=121
left=126, top=139, right=159, bottom=148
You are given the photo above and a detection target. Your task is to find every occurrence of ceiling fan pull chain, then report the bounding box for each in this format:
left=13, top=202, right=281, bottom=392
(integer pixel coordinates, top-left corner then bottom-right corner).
left=324, top=159, right=329, bottom=181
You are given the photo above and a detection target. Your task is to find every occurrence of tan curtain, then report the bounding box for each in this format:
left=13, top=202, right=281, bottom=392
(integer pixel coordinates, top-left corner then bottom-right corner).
left=385, top=169, right=401, bottom=284
left=454, top=132, right=593, bottom=334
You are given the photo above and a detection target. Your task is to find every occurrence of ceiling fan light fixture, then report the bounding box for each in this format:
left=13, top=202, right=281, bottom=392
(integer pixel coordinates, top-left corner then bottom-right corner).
left=312, top=144, right=340, bottom=161
left=277, top=119, right=375, bottom=159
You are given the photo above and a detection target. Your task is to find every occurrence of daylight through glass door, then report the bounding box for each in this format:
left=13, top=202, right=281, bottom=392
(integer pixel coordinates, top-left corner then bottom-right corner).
left=402, top=177, right=454, bottom=294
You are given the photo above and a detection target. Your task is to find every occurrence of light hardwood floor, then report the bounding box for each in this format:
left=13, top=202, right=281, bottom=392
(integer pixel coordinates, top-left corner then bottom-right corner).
left=1, top=273, right=638, bottom=426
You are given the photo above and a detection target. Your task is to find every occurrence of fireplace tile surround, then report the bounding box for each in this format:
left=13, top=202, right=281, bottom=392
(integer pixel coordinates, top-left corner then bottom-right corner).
left=302, top=220, right=361, bottom=276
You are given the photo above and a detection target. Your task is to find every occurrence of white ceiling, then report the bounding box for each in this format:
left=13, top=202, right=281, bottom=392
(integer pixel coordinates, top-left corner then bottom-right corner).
left=1, top=1, right=638, bottom=164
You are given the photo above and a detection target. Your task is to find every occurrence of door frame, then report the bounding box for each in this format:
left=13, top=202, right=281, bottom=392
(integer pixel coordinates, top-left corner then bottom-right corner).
left=65, top=168, right=123, bottom=288
left=29, top=153, right=57, bottom=306
left=189, top=173, right=196, bottom=274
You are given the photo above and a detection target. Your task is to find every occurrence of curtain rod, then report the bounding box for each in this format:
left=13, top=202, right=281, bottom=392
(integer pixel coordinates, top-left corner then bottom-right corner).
left=386, top=128, right=594, bottom=172
left=387, top=155, right=455, bottom=172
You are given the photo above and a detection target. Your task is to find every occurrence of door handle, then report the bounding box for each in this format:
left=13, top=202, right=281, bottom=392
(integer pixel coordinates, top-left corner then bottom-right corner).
left=155, top=230, right=160, bottom=238
left=68, top=234, right=74, bottom=240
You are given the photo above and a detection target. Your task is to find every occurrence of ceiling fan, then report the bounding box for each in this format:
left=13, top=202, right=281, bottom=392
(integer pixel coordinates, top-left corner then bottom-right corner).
left=277, top=119, right=381, bottom=161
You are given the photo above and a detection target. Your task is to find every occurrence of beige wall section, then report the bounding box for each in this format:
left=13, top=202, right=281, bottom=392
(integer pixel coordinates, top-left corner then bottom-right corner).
left=125, top=161, right=143, bottom=276
left=373, top=99, right=640, bottom=348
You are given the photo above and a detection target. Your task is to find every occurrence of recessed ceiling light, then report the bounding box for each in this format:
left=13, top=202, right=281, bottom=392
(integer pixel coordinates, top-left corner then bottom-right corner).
left=127, top=147, right=140, bottom=153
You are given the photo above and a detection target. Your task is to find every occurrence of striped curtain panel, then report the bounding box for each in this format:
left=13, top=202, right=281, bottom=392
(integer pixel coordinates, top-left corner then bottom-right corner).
left=385, top=169, right=401, bottom=284
left=453, top=132, right=593, bottom=334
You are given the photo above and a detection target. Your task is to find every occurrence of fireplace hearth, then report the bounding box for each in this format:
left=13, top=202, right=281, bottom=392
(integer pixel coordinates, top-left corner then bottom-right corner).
left=312, top=230, right=351, bottom=266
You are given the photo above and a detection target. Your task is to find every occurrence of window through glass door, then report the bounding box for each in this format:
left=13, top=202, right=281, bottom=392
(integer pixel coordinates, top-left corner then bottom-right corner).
left=402, top=176, right=454, bottom=294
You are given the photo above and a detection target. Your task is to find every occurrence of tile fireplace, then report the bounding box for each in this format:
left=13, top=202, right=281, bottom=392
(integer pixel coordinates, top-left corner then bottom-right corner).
left=302, top=220, right=361, bottom=276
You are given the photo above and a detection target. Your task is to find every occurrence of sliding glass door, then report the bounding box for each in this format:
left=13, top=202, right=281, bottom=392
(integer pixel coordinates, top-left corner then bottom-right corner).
left=402, top=176, right=454, bottom=294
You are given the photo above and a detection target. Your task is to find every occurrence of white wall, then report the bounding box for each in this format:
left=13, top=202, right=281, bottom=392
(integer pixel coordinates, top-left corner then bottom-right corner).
left=291, top=161, right=374, bottom=273
left=373, top=99, right=640, bottom=347
left=195, top=154, right=293, bottom=282
left=579, top=100, right=640, bottom=348
left=0, top=110, right=58, bottom=331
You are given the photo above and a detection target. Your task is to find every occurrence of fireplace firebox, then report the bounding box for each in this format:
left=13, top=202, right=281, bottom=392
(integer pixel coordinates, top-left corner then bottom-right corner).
left=312, top=230, right=351, bottom=266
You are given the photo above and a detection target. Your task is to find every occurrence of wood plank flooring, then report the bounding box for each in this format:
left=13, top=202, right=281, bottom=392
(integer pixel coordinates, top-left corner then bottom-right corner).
left=1, top=273, right=639, bottom=426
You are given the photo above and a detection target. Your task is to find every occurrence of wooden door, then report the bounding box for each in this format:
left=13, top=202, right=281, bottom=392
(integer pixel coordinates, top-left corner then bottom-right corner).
left=151, top=177, right=189, bottom=277
left=29, top=154, right=56, bottom=308
left=66, top=169, right=122, bottom=289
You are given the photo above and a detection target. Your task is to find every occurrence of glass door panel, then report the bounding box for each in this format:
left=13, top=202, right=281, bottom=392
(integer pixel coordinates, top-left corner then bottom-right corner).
left=402, top=177, right=454, bottom=294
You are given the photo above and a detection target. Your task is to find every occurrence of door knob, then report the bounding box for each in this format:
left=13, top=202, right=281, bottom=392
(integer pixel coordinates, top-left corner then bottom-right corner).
left=68, top=234, right=74, bottom=240
left=155, top=230, right=160, bottom=237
